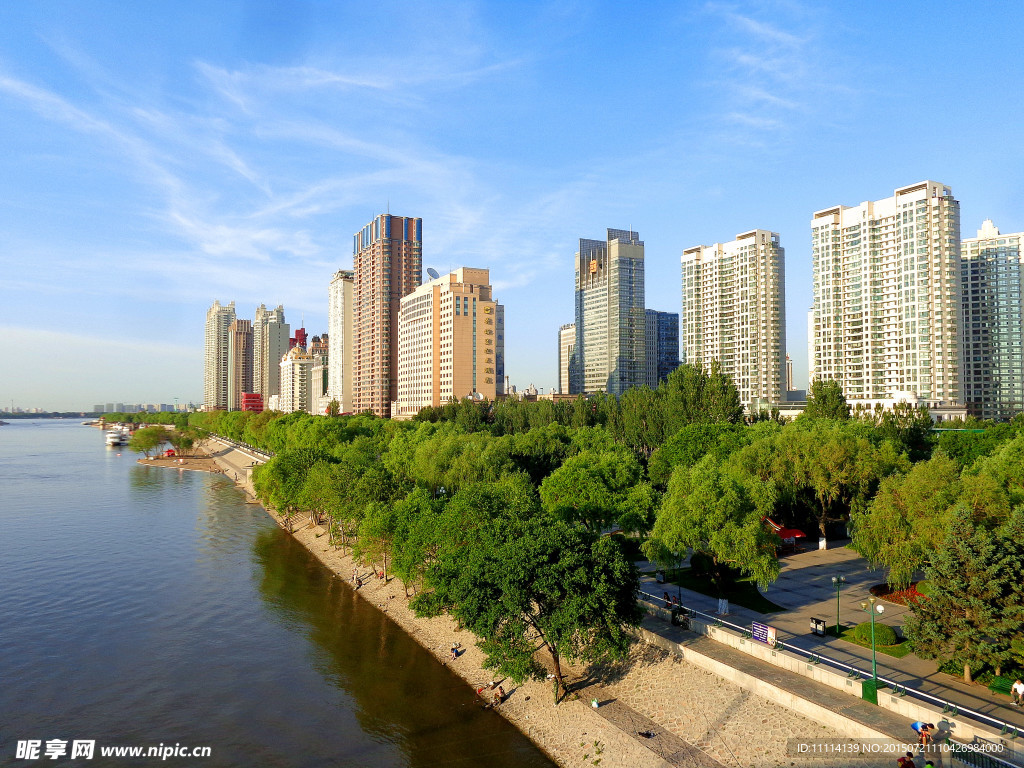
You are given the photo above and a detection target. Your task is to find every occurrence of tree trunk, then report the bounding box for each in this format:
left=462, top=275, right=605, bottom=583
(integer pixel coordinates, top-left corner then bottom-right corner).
left=548, top=646, right=567, bottom=703
left=964, top=662, right=973, bottom=684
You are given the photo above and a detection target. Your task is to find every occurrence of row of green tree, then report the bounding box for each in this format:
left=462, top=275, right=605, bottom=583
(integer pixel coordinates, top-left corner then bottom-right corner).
left=249, top=424, right=643, bottom=701
left=186, top=367, right=1024, bottom=685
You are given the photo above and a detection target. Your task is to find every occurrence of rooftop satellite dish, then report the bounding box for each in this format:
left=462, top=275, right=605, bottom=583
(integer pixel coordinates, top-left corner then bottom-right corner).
left=426, top=267, right=440, bottom=280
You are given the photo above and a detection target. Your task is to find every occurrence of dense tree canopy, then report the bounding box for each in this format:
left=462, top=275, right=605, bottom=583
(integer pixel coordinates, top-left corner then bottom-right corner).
left=194, top=375, right=1024, bottom=686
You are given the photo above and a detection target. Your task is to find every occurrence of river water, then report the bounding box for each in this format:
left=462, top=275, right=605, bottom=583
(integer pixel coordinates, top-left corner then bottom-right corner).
left=0, top=420, right=555, bottom=767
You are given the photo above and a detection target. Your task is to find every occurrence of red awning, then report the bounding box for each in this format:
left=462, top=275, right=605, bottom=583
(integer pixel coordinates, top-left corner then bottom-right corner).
left=765, top=519, right=807, bottom=539
left=777, top=528, right=807, bottom=540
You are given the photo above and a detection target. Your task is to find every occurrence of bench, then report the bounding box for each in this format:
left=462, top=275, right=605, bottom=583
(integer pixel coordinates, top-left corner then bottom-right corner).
left=988, top=676, right=1013, bottom=696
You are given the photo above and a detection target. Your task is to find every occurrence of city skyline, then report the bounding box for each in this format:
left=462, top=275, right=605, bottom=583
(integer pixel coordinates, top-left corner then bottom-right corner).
left=3, top=3, right=1024, bottom=409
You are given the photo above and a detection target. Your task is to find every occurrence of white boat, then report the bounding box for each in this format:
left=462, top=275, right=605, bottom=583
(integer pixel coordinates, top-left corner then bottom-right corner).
left=105, top=428, right=129, bottom=446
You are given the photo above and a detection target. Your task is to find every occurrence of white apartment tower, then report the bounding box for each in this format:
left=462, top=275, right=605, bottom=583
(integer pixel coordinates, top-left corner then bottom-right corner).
left=961, top=220, right=1024, bottom=420
left=558, top=323, right=575, bottom=395
left=278, top=346, right=315, bottom=414
left=571, top=229, right=646, bottom=396
left=204, top=300, right=236, bottom=410
left=681, top=230, right=786, bottom=411
left=811, top=181, right=961, bottom=406
left=253, top=304, right=289, bottom=403
left=327, top=270, right=355, bottom=413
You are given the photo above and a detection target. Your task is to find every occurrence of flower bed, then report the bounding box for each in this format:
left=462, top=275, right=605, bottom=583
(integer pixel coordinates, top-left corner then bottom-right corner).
left=868, top=582, right=927, bottom=606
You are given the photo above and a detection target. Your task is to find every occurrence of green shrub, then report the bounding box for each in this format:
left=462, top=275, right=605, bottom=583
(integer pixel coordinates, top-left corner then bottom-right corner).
left=915, top=579, right=934, bottom=597
left=938, top=657, right=981, bottom=678
left=853, top=621, right=897, bottom=646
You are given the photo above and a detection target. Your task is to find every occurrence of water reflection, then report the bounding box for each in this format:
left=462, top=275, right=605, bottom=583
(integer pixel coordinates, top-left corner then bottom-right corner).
left=252, top=530, right=554, bottom=768
left=0, top=422, right=554, bottom=768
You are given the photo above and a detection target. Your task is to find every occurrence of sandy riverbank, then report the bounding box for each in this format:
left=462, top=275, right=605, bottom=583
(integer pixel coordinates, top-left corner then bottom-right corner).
left=136, top=454, right=220, bottom=472
left=201, top=440, right=899, bottom=768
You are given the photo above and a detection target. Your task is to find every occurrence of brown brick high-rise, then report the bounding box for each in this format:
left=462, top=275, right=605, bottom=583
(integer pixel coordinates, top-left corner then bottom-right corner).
left=353, top=214, right=422, bottom=417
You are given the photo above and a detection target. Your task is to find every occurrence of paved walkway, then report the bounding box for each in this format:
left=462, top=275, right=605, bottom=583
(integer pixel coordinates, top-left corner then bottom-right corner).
left=639, top=543, right=1024, bottom=735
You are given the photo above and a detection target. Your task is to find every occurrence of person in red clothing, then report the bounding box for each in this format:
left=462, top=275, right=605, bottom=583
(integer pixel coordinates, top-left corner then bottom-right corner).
left=896, top=752, right=916, bottom=768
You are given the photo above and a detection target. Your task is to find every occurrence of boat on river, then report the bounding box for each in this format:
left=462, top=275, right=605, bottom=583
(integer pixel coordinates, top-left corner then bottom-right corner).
left=105, top=428, right=129, bottom=446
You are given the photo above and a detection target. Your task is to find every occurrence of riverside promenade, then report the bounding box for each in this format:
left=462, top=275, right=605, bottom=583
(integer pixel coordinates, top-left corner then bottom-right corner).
left=640, top=545, right=1024, bottom=736
left=200, top=436, right=1001, bottom=768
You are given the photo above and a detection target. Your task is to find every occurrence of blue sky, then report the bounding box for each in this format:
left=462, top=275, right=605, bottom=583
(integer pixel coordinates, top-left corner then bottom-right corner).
left=2, top=1, right=1023, bottom=410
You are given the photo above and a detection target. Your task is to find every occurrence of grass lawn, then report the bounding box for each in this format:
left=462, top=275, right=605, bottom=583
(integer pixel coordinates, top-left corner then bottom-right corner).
left=661, top=567, right=785, bottom=614
left=827, top=625, right=913, bottom=658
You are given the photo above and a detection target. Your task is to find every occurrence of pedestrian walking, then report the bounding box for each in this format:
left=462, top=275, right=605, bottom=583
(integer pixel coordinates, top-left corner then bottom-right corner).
left=896, top=752, right=915, bottom=768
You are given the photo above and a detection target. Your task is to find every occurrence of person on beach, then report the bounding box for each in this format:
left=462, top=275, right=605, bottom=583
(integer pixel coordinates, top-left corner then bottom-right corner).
left=450, top=644, right=458, bottom=661
left=1012, top=678, right=1024, bottom=706
left=494, top=685, right=505, bottom=705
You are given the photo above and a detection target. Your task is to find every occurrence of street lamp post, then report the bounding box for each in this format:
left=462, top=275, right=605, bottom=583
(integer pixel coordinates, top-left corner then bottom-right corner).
left=831, top=575, right=846, bottom=636
left=860, top=597, right=885, bottom=688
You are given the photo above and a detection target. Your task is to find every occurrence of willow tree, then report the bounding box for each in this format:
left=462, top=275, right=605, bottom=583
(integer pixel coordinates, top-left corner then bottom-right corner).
left=851, top=452, right=962, bottom=588
left=646, top=454, right=779, bottom=614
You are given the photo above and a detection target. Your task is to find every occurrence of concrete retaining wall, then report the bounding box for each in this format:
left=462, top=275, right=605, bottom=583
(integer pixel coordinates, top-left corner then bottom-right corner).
left=640, top=602, right=1024, bottom=766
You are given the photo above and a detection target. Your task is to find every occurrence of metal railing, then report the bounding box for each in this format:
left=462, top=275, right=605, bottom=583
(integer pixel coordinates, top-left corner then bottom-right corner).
left=206, top=434, right=275, bottom=462
left=948, top=740, right=1021, bottom=768
left=639, top=591, right=1023, bottom=748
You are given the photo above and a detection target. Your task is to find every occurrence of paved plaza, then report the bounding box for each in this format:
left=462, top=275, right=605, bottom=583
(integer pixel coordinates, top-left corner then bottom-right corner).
left=640, top=542, right=1024, bottom=734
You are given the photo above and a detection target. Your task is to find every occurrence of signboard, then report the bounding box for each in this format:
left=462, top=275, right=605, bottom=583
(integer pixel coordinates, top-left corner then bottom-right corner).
left=589, top=259, right=598, bottom=274
left=751, top=621, right=777, bottom=647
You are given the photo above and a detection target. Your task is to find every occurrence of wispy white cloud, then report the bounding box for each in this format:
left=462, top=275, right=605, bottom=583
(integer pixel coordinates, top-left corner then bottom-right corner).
left=699, top=1, right=845, bottom=145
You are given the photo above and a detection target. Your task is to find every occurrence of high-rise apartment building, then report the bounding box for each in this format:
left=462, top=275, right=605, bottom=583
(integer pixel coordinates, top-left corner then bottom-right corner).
left=203, top=300, right=236, bottom=410
left=226, top=319, right=253, bottom=411
left=393, top=268, right=503, bottom=418
left=961, top=219, right=1024, bottom=420
left=571, top=229, right=645, bottom=396
left=811, top=181, right=961, bottom=406
left=558, top=323, right=575, bottom=395
left=353, top=215, right=422, bottom=417
left=328, top=269, right=355, bottom=413
left=253, top=304, right=289, bottom=403
left=644, top=310, right=680, bottom=388
left=279, top=346, right=314, bottom=414
left=681, top=230, right=786, bottom=411
left=309, top=334, right=330, bottom=415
